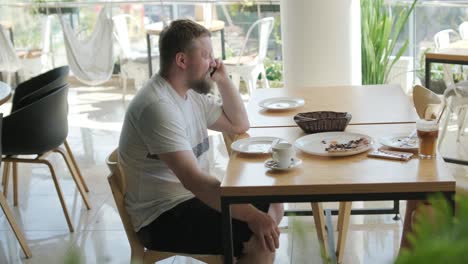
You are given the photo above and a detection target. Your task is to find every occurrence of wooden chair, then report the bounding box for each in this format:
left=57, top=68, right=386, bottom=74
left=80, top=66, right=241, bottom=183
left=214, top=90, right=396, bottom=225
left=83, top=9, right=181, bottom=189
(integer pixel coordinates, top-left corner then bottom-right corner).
left=0, top=114, right=32, bottom=258
left=3, top=66, right=90, bottom=198
left=106, top=149, right=223, bottom=264
left=2, top=85, right=90, bottom=233
left=412, top=84, right=443, bottom=120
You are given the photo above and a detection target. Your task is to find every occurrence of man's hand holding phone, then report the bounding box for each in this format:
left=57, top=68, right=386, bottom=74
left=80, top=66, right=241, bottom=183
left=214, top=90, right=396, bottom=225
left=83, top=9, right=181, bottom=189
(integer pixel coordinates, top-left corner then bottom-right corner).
left=210, top=58, right=229, bottom=83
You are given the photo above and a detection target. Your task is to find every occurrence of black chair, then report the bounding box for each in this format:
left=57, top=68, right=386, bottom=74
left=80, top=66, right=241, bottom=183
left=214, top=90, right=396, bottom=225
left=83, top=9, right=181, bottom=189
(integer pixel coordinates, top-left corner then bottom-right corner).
left=0, top=114, right=32, bottom=258
left=2, top=85, right=90, bottom=232
left=11, top=66, right=70, bottom=112
left=2, top=66, right=89, bottom=203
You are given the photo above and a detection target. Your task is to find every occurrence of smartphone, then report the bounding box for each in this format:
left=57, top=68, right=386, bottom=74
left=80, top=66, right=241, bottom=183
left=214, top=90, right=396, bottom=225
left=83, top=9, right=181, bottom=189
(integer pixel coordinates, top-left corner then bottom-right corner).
left=210, top=67, right=217, bottom=77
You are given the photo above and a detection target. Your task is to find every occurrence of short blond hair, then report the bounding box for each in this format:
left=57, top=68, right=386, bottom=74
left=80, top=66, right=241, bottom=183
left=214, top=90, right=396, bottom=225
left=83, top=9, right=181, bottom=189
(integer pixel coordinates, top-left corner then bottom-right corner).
left=158, top=19, right=211, bottom=76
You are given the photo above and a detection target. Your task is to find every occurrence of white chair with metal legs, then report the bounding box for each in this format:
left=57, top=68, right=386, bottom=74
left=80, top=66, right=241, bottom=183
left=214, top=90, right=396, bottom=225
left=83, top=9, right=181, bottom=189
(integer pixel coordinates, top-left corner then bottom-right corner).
left=439, top=84, right=468, bottom=146
left=433, top=29, right=468, bottom=91
left=459, top=21, right=468, bottom=40
left=0, top=24, right=22, bottom=87
left=224, top=17, right=274, bottom=96
left=112, top=14, right=159, bottom=100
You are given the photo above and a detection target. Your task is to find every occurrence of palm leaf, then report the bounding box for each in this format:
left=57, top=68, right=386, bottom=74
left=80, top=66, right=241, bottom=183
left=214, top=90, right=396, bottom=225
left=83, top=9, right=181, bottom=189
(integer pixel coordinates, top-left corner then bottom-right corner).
left=361, top=0, right=417, bottom=85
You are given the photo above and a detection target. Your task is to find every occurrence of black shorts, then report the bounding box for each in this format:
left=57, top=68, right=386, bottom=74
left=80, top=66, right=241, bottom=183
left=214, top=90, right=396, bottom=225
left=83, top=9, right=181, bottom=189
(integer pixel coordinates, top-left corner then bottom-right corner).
left=137, top=198, right=270, bottom=257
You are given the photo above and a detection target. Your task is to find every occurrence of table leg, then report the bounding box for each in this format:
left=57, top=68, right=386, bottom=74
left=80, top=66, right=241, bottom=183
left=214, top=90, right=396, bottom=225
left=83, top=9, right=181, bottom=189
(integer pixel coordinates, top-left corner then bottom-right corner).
left=147, top=33, right=153, bottom=78
left=8, top=28, right=20, bottom=87
left=221, top=29, right=226, bottom=60
left=393, top=200, right=401, bottom=220
left=222, top=198, right=234, bottom=264
left=425, top=58, right=431, bottom=90
left=311, top=203, right=330, bottom=260
left=445, top=192, right=455, bottom=216
left=336, top=202, right=352, bottom=264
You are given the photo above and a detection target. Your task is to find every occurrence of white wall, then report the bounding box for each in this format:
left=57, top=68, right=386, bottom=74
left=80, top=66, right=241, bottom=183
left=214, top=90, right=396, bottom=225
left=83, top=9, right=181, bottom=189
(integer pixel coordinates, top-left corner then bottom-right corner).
left=280, top=0, right=362, bottom=88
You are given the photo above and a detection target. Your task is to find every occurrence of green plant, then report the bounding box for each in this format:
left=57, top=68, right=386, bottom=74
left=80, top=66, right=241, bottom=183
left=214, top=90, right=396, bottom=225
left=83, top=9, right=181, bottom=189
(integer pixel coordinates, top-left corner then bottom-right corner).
left=395, top=194, right=468, bottom=264
left=264, top=58, right=282, bottom=82
left=63, top=245, right=83, bottom=264
left=361, top=0, right=417, bottom=85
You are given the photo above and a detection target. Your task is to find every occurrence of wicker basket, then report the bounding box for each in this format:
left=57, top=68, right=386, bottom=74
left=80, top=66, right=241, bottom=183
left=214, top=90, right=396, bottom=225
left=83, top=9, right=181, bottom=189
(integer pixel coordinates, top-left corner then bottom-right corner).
left=293, top=111, right=352, bottom=134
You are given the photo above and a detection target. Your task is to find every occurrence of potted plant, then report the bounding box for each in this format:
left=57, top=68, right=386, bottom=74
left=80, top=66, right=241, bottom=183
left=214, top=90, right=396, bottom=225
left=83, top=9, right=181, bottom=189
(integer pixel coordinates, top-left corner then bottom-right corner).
left=361, top=0, right=418, bottom=85
left=32, top=0, right=79, bottom=15
left=395, top=194, right=468, bottom=264
left=265, top=58, right=283, bottom=88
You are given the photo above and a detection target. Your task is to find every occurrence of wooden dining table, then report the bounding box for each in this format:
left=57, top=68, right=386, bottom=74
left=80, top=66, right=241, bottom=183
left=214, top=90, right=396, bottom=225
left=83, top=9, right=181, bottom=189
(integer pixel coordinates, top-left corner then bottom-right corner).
left=425, top=40, right=468, bottom=90
left=221, top=124, right=455, bottom=264
left=247, top=84, right=418, bottom=128
left=220, top=84, right=430, bottom=263
left=239, top=84, right=418, bottom=220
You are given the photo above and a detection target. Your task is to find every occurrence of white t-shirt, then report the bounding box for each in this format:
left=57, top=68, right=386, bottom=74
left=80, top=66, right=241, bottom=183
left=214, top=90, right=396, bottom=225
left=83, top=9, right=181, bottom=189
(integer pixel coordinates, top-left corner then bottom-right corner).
left=118, top=74, right=222, bottom=231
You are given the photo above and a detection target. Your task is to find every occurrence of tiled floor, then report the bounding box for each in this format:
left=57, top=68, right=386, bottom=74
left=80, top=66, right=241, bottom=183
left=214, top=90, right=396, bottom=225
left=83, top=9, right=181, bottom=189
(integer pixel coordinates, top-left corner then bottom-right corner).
left=0, top=81, right=467, bottom=264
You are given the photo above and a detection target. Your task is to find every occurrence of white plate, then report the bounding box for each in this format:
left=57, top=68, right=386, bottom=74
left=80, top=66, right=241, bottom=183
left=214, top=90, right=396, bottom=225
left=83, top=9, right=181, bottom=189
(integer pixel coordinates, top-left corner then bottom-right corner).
left=258, top=97, right=305, bottom=110
left=295, top=132, right=373, bottom=157
left=265, top=158, right=302, bottom=171
left=231, top=137, right=286, bottom=154
left=380, top=136, right=419, bottom=150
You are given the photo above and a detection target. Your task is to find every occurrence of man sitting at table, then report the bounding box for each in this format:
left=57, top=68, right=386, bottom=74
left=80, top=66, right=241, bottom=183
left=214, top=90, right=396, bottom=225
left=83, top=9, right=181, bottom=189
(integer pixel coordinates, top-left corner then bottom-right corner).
left=118, top=19, right=283, bottom=263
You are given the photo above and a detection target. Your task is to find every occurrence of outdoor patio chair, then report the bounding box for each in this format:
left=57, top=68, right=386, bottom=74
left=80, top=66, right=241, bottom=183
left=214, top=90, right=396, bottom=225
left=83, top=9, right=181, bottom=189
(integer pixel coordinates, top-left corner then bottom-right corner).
left=459, top=21, right=468, bottom=40
left=0, top=24, right=22, bottom=87
left=439, top=84, right=468, bottom=145
left=106, top=149, right=223, bottom=264
left=0, top=114, right=32, bottom=259
left=112, top=14, right=159, bottom=100
left=433, top=29, right=468, bottom=91
left=1, top=85, right=90, bottom=233
left=224, top=17, right=274, bottom=96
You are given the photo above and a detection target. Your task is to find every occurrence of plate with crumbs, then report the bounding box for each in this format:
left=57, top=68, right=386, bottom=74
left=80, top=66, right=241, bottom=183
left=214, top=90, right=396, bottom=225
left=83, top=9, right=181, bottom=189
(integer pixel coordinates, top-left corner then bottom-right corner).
left=380, top=135, right=419, bottom=150
left=295, top=132, right=373, bottom=157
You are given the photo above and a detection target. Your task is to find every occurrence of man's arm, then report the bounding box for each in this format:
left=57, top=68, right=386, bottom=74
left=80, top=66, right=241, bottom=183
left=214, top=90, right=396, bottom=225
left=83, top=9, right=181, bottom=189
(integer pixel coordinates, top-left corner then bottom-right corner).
left=209, top=59, right=250, bottom=134
left=159, top=150, right=280, bottom=252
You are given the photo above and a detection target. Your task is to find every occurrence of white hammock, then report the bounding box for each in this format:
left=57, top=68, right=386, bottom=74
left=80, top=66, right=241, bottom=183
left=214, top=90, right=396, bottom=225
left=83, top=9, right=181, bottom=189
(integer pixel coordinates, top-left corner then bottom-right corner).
left=0, top=24, right=21, bottom=73
left=59, top=8, right=114, bottom=85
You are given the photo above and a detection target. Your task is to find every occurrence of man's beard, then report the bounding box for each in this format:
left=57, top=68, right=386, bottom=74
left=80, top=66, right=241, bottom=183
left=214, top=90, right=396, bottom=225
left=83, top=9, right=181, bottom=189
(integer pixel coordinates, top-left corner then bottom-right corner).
left=190, top=75, right=213, bottom=95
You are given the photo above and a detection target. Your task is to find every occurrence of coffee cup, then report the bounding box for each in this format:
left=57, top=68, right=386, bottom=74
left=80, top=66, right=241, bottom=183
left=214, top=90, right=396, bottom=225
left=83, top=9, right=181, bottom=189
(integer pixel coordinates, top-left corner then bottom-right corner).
left=416, top=119, right=439, bottom=159
left=271, top=142, right=295, bottom=168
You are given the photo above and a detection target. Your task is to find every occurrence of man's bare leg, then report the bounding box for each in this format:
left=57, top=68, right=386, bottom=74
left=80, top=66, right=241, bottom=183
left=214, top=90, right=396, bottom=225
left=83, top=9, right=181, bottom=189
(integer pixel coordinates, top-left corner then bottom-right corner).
left=268, top=203, right=284, bottom=224
left=237, top=203, right=284, bottom=264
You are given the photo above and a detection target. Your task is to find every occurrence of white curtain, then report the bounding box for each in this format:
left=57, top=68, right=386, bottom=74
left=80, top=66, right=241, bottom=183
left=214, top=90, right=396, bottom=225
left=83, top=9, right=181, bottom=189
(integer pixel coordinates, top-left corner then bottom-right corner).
left=60, top=8, right=114, bottom=85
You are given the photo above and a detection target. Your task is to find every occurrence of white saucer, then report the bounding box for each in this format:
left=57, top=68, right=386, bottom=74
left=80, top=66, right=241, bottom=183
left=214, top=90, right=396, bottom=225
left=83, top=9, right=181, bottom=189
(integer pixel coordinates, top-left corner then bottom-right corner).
left=264, top=158, right=302, bottom=171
